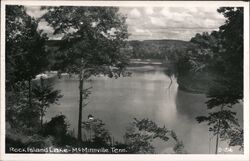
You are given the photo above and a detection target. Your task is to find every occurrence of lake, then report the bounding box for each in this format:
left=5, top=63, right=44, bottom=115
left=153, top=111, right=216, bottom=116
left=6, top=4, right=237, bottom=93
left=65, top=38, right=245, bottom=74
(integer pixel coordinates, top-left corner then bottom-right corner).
left=45, top=61, right=243, bottom=154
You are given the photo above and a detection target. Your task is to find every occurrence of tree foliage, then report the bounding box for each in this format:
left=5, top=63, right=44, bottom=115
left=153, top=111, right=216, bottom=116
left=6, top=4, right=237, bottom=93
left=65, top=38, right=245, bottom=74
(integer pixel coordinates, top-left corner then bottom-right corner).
left=226, top=127, right=244, bottom=150
left=196, top=110, right=239, bottom=135
left=42, top=6, right=130, bottom=76
left=206, top=7, right=243, bottom=107
left=82, top=118, right=111, bottom=146
left=5, top=6, right=61, bottom=129
left=6, top=5, right=49, bottom=86
left=6, top=82, right=40, bottom=127
left=42, top=115, right=68, bottom=145
left=124, top=118, right=186, bottom=154
left=32, top=78, right=62, bottom=127
left=194, top=7, right=244, bottom=152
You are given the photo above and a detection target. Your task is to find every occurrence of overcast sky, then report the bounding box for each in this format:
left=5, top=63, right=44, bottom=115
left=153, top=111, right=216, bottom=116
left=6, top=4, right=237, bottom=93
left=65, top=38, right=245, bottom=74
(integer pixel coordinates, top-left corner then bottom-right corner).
left=26, top=6, right=225, bottom=41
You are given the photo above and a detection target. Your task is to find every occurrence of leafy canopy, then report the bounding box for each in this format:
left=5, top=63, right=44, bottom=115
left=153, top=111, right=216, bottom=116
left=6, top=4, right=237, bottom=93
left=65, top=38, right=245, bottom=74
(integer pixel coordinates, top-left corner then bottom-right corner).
left=42, top=6, right=130, bottom=77
left=6, top=5, right=49, bottom=85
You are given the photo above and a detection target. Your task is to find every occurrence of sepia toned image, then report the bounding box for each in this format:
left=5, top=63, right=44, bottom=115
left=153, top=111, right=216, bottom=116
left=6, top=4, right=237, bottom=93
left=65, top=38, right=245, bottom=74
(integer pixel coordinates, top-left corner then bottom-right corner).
left=1, top=1, right=249, bottom=159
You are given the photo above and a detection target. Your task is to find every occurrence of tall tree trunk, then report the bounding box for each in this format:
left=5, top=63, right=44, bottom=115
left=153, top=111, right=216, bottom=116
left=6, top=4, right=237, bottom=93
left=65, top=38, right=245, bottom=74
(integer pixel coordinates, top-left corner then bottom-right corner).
left=40, top=78, right=44, bottom=128
left=215, top=105, right=223, bottom=154
left=40, top=110, right=43, bottom=128
left=28, top=79, right=32, bottom=127
left=77, top=72, right=83, bottom=142
left=215, top=119, right=221, bottom=154
left=28, top=79, right=32, bottom=109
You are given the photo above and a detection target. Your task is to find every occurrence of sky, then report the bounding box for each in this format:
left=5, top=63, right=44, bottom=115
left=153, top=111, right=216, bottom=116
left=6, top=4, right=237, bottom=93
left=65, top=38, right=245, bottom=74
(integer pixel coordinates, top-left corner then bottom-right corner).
left=25, top=6, right=225, bottom=41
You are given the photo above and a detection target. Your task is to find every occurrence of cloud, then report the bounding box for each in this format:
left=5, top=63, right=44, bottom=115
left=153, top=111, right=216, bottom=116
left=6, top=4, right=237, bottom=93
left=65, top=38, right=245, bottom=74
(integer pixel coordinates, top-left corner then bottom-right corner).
left=160, top=7, right=171, bottom=17
left=37, top=19, right=63, bottom=39
left=160, top=8, right=194, bottom=23
left=129, top=8, right=141, bottom=18
left=37, top=19, right=54, bottom=33
left=145, top=7, right=154, bottom=15
left=120, top=7, right=226, bottom=41
left=23, top=6, right=226, bottom=41
left=134, top=28, right=145, bottom=33
left=150, top=17, right=166, bottom=27
left=25, top=6, right=47, bottom=19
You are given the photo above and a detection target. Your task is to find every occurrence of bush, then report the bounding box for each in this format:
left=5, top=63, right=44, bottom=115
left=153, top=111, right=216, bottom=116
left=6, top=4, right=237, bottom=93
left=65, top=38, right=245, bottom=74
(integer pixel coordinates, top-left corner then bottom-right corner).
left=43, top=115, right=68, bottom=144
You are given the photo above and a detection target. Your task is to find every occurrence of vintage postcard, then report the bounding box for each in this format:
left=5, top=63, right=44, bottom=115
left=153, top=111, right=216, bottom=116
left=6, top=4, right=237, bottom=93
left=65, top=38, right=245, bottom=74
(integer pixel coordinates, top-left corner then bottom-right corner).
left=0, top=1, right=249, bottom=161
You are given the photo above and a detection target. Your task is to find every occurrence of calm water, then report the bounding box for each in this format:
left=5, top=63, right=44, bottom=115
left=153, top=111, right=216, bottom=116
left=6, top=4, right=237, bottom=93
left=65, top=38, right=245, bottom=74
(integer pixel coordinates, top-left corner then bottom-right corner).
left=45, top=63, right=243, bottom=154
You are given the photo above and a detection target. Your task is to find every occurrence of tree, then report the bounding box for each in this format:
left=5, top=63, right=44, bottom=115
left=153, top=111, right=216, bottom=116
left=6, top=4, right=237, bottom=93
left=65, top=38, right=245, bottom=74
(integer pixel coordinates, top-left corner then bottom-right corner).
left=6, top=5, right=50, bottom=127
left=196, top=7, right=243, bottom=153
left=209, top=7, right=243, bottom=103
left=196, top=107, right=240, bottom=154
left=6, top=81, right=40, bottom=127
left=124, top=118, right=186, bottom=154
left=32, top=77, right=62, bottom=128
left=43, top=115, right=68, bottom=144
left=42, top=6, right=130, bottom=141
left=82, top=118, right=111, bottom=146
left=226, top=127, right=243, bottom=150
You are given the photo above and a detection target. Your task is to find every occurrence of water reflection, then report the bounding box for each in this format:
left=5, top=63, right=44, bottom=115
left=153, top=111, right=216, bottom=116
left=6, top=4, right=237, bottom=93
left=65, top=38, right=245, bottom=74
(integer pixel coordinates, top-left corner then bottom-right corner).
left=45, top=64, right=243, bottom=154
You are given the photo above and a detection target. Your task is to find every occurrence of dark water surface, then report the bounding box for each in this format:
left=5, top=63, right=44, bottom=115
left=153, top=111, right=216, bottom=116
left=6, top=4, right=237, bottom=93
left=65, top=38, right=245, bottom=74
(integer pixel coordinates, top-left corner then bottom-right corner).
left=45, top=63, right=243, bottom=154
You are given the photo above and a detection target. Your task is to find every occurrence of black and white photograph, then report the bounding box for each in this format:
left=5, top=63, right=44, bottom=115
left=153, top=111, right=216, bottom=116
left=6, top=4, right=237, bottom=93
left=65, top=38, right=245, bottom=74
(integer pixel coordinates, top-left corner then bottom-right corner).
left=0, top=0, right=249, bottom=160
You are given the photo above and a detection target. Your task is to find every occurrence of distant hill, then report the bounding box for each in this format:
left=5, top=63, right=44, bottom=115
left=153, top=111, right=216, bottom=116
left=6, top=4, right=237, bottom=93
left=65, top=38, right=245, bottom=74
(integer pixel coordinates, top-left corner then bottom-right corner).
left=45, top=39, right=196, bottom=60
left=129, top=39, right=193, bottom=47
left=127, top=39, right=196, bottom=59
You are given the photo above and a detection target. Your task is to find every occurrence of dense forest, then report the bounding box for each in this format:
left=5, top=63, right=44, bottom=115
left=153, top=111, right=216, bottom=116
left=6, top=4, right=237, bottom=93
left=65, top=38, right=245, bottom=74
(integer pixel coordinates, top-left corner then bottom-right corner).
left=128, top=39, right=195, bottom=59
left=5, top=6, right=243, bottom=154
